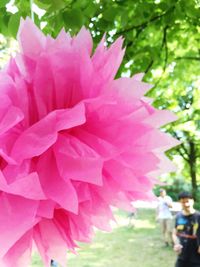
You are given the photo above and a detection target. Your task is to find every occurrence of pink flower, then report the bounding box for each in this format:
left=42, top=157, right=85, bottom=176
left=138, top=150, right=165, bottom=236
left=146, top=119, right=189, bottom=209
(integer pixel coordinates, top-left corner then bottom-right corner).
left=0, top=18, right=179, bottom=267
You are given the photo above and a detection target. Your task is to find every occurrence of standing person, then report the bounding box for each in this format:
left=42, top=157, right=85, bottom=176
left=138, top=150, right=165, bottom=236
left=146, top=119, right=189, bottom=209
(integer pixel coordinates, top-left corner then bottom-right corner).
left=173, top=191, right=200, bottom=267
left=156, top=188, right=173, bottom=246
left=51, top=260, right=58, bottom=267
left=127, top=210, right=136, bottom=228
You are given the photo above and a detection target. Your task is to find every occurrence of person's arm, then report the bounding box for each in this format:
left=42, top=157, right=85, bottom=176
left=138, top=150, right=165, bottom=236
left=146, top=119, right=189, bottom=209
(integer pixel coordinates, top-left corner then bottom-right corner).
left=173, top=228, right=183, bottom=253
left=172, top=220, right=183, bottom=254
left=166, top=196, right=173, bottom=208
left=172, top=228, right=179, bottom=245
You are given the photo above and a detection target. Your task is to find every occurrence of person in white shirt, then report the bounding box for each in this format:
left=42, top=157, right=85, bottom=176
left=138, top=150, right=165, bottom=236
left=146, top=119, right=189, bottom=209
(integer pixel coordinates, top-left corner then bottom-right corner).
left=156, top=188, right=173, bottom=246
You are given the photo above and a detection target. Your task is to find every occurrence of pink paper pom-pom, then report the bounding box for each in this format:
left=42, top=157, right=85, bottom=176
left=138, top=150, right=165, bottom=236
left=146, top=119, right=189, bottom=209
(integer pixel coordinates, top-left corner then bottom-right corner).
left=0, top=18, right=179, bottom=267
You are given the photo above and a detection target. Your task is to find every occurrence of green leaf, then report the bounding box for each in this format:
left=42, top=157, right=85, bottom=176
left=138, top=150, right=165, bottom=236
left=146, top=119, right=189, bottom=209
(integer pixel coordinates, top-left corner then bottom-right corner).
left=120, top=10, right=129, bottom=27
left=195, top=120, right=200, bottom=130
left=47, top=0, right=65, bottom=12
left=163, top=9, right=175, bottom=25
left=36, top=0, right=53, bottom=3
left=63, top=9, right=84, bottom=29
left=84, top=2, right=97, bottom=18
left=0, top=0, right=9, bottom=8
left=96, top=18, right=109, bottom=31
left=73, top=0, right=88, bottom=9
left=17, top=0, right=31, bottom=13
left=103, top=7, right=119, bottom=22
left=49, top=13, right=65, bottom=37
left=0, top=14, right=9, bottom=35
left=8, top=13, right=21, bottom=38
left=34, top=0, right=51, bottom=9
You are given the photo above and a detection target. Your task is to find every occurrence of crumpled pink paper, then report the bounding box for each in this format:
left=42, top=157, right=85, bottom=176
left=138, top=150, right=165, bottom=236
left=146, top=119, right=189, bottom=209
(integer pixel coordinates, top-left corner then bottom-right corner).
left=0, top=17, right=179, bottom=267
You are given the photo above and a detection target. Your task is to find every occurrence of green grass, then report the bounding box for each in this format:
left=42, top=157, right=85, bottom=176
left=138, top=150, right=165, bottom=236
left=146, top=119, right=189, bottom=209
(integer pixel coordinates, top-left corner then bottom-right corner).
left=31, top=209, right=176, bottom=267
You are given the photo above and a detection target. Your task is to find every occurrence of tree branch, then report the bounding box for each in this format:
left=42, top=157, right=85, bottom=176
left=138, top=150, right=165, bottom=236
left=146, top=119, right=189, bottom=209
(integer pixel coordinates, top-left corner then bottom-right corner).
left=162, top=26, right=169, bottom=71
left=145, top=59, right=154, bottom=74
left=116, top=6, right=175, bottom=36
left=177, top=146, right=190, bottom=163
left=173, top=132, right=190, bottom=162
left=176, top=56, right=200, bottom=61
left=146, top=26, right=169, bottom=88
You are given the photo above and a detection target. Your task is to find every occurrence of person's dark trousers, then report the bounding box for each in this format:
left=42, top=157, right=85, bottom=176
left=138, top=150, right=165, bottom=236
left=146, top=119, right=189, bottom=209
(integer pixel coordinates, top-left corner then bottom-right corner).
left=175, top=259, right=200, bottom=267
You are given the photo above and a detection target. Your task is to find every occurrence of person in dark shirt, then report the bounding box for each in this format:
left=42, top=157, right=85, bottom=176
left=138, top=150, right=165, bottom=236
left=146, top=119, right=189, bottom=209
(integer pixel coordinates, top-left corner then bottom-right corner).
left=172, top=191, right=200, bottom=267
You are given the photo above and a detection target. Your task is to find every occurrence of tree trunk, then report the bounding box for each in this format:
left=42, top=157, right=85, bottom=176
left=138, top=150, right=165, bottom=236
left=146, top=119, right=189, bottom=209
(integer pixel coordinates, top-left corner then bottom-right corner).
left=188, top=141, right=197, bottom=199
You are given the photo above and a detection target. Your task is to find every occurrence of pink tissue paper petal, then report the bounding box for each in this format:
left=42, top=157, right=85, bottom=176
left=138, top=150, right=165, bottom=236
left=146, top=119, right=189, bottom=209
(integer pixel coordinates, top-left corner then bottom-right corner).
left=0, top=17, right=180, bottom=266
